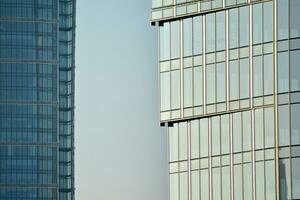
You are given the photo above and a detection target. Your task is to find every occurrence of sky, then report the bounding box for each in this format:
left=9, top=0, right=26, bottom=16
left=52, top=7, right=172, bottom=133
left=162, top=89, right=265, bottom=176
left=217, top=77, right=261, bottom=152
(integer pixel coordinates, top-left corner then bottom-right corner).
left=75, top=0, right=168, bottom=199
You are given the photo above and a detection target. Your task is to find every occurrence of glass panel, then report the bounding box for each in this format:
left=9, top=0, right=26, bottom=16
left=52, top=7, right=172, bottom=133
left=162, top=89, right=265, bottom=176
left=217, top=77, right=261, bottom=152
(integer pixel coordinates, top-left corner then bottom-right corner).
left=184, top=68, right=193, bottom=108
left=212, top=168, right=221, bottom=200
left=161, top=72, right=171, bottom=111
left=242, top=111, right=251, bottom=151
left=212, top=116, right=220, bottom=156
left=230, top=60, right=239, bottom=101
left=206, top=13, right=216, bottom=53
left=194, top=66, right=203, bottom=106
left=234, top=164, right=243, bottom=200
left=240, top=6, right=249, bottom=47
left=233, top=113, right=242, bottom=153
left=164, top=0, right=173, bottom=6
left=180, top=172, right=188, bottom=200
left=191, top=171, right=200, bottom=200
left=171, top=21, right=180, bottom=59
left=278, top=0, right=289, bottom=40
left=256, top=161, right=265, bottom=200
left=263, top=1, right=273, bottom=43
left=253, top=4, right=263, bottom=44
left=265, top=107, right=275, bottom=148
left=183, top=18, right=193, bottom=57
left=243, top=163, right=253, bottom=200
left=193, top=16, right=203, bottom=55
left=160, top=23, right=170, bottom=61
left=240, top=58, right=249, bottom=99
left=291, top=104, right=300, bottom=145
left=265, top=160, right=276, bottom=200
left=200, top=118, right=209, bottom=157
left=292, top=158, right=300, bottom=199
left=255, top=109, right=264, bottom=150
left=290, top=50, right=300, bottom=92
left=280, top=159, right=291, bottom=199
left=279, top=105, right=290, bottom=146
left=290, top=0, right=300, bottom=38
left=222, top=166, right=230, bottom=200
left=216, top=11, right=225, bottom=51
left=179, top=123, right=188, bottom=160
left=216, top=62, right=226, bottom=103
left=229, top=8, right=238, bottom=49
left=200, top=169, right=209, bottom=200
left=221, top=115, right=230, bottom=154
left=253, top=56, right=263, bottom=97
left=278, top=52, right=289, bottom=93
left=206, top=64, right=216, bottom=104
left=264, top=54, right=274, bottom=95
left=191, top=120, right=200, bottom=159
left=169, top=124, right=179, bottom=162
left=171, top=70, right=180, bottom=110
left=170, top=174, right=179, bottom=200
left=153, top=0, right=163, bottom=9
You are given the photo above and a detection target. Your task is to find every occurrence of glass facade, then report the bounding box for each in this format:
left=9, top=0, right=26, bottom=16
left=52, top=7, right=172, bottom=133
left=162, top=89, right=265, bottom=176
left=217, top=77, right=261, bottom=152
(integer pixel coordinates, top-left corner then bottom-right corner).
left=152, top=0, right=300, bottom=199
left=0, top=0, right=76, bottom=199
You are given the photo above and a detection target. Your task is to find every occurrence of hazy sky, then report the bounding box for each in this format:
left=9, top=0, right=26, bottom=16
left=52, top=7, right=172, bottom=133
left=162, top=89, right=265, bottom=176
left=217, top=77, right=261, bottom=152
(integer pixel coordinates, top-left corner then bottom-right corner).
left=75, top=0, right=168, bottom=199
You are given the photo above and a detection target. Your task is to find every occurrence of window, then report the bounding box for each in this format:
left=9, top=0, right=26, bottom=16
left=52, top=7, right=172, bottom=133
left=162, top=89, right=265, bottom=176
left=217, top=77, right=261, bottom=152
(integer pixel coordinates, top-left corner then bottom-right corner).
left=216, top=62, right=226, bottom=103
left=206, top=64, right=216, bottom=104
left=206, top=13, right=215, bottom=52
left=229, top=8, right=238, bottom=49
left=265, top=160, right=276, bottom=200
left=253, top=56, right=263, bottom=97
left=243, top=163, right=253, bottom=200
left=171, top=21, right=180, bottom=59
left=279, top=105, right=290, bottom=146
left=222, top=166, right=230, bottom=200
left=256, top=161, right=265, bottom=200
left=240, top=58, right=249, bottom=99
left=183, top=18, right=192, bottom=57
left=170, top=174, right=179, bottom=200
left=230, top=60, right=239, bottom=101
left=264, top=54, right=274, bottom=95
left=200, top=169, right=209, bottom=200
left=200, top=118, right=208, bottom=157
left=291, top=104, right=300, bottom=145
left=255, top=109, right=264, bottom=150
left=193, top=16, right=203, bottom=55
left=169, top=124, right=179, bottom=162
left=184, top=68, right=193, bottom=108
left=290, top=50, right=300, bottom=92
left=263, top=2, right=273, bottom=43
left=242, top=111, right=251, bottom=151
left=216, top=11, right=225, bottom=51
left=221, top=115, right=230, bottom=154
left=180, top=172, right=188, bottom=200
left=212, top=168, right=221, bottom=200
left=161, top=72, right=170, bottom=111
left=278, top=52, right=289, bottom=93
left=194, top=66, right=203, bottom=106
left=265, top=107, right=275, bottom=148
left=280, top=159, right=292, bottom=199
left=253, top=4, right=262, bottom=44
left=211, top=116, right=220, bottom=156
left=160, top=23, right=170, bottom=61
left=290, top=0, right=300, bottom=38
left=191, top=120, right=199, bottom=159
left=240, top=6, right=249, bottom=47
left=233, top=112, right=242, bottom=153
left=191, top=171, right=200, bottom=200
left=278, top=0, right=289, bottom=40
left=171, top=70, right=180, bottom=110
left=234, top=164, right=243, bottom=200
left=292, top=158, right=300, bottom=199
left=179, top=123, right=188, bottom=160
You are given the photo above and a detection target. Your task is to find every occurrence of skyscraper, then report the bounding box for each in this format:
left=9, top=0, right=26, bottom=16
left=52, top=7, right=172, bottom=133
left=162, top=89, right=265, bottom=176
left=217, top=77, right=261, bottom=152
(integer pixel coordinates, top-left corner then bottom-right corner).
left=0, top=0, right=76, bottom=199
left=151, top=0, right=300, bottom=199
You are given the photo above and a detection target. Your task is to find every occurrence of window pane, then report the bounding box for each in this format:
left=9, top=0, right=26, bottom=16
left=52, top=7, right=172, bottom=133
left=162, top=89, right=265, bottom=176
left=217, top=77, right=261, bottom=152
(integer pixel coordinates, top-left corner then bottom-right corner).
left=278, top=0, right=289, bottom=40
left=206, top=13, right=216, bottom=52
left=265, top=107, right=275, bottom=148
left=280, top=159, right=291, bottom=199
left=179, top=123, right=188, bottom=160
left=193, top=16, right=203, bottom=55
left=184, top=68, right=193, bottom=108
left=216, top=62, right=226, bottom=102
left=200, top=169, right=209, bottom=200
left=253, top=4, right=262, bottom=44
left=264, top=54, right=274, bottom=95
left=221, top=115, right=230, bottom=154
left=216, top=11, right=225, bottom=51
left=191, top=171, right=200, bottom=200
left=222, top=166, right=230, bottom=200
left=292, top=158, right=300, bottom=199
left=290, top=0, right=300, bottom=38
left=240, top=6, right=249, bottom=47
left=279, top=105, right=290, bottom=146
left=244, top=163, right=253, bottom=200
left=212, top=116, right=220, bottom=156
left=206, top=64, right=216, bottom=104
left=266, top=160, right=276, bottom=200
left=171, top=70, right=180, bottom=109
left=263, top=2, right=273, bottom=42
left=230, top=60, right=239, bottom=101
left=180, top=172, right=188, bottom=200
left=194, top=66, right=203, bottom=106
left=212, top=168, right=221, bottom=200
left=290, top=50, right=300, bottom=92
left=255, top=109, right=264, bottom=150
left=242, top=111, right=251, bottom=151
left=200, top=118, right=209, bottom=157
left=278, top=52, right=289, bottom=93
left=191, top=120, right=199, bottom=159
left=256, top=161, right=265, bottom=200
left=233, top=112, right=242, bottom=153
left=164, top=0, right=173, bottom=6
left=183, top=18, right=193, bottom=57
left=234, top=164, right=243, bottom=200
left=170, top=174, right=179, bottom=200
left=291, top=104, right=300, bottom=145
left=153, top=0, right=162, bottom=9
left=253, top=56, right=263, bottom=97
left=161, top=72, right=170, bottom=111
left=240, top=58, right=249, bottom=99
left=229, top=8, right=238, bottom=49
left=171, top=21, right=180, bottom=59
left=169, top=124, right=179, bottom=162
left=160, top=23, right=170, bottom=61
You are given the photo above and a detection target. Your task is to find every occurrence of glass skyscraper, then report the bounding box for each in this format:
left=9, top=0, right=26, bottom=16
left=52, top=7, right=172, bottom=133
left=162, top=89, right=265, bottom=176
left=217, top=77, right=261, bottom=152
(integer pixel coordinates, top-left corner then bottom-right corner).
left=151, top=0, right=300, bottom=199
left=0, top=0, right=76, bottom=199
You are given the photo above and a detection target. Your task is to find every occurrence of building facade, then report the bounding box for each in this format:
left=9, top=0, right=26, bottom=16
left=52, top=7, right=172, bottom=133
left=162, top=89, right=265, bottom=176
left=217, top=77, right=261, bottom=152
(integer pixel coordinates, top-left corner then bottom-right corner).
left=151, top=0, right=300, bottom=199
left=0, top=0, right=76, bottom=199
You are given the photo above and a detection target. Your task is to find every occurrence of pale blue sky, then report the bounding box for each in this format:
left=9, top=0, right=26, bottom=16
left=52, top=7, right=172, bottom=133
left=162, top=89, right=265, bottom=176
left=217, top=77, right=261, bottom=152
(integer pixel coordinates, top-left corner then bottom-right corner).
left=75, top=0, right=167, bottom=199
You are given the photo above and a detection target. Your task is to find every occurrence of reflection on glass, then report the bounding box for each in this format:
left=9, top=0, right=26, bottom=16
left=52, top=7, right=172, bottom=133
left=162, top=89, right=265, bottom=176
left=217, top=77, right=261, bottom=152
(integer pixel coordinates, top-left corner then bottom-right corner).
left=191, top=171, right=200, bottom=200
left=290, top=0, right=300, bottom=38
left=240, top=58, right=249, bottom=99
left=279, top=105, right=290, bottom=146
left=243, top=163, right=253, bottom=200
left=183, top=18, right=192, bottom=57
left=292, top=158, right=300, bottom=199
left=234, top=164, right=243, bottom=200
left=170, top=174, right=179, bottom=200
left=233, top=113, right=242, bottom=153
left=179, top=123, right=188, bottom=160
left=221, top=115, right=230, bottom=154
left=171, top=21, right=180, bottom=59
left=212, top=117, right=220, bottom=156
left=160, top=23, right=170, bottom=61
left=216, top=11, right=225, bottom=51
left=263, top=2, right=273, bottom=42
left=240, top=6, right=249, bottom=47
left=290, top=50, right=300, bottom=92
left=280, top=159, right=292, bottom=199
left=180, top=172, right=188, bottom=200
left=184, top=68, right=193, bottom=108
left=200, top=118, right=209, bottom=157
left=253, top=4, right=262, bottom=44
left=229, top=8, right=238, bottom=49
left=216, top=62, right=226, bottom=102
left=265, top=107, right=275, bottom=148
left=222, top=166, right=230, bottom=200
left=191, top=120, right=199, bottom=159
left=200, top=169, right=209, bottom=200
left=264, top=54, right=273, bottom=95
left=291, top=104, right=300, bottom=145
left=278, top=52, right=289, bottom=93
left=230, top=60, right=239, bottom=101
left=278, top=0, right=289, bottom=40
left=255, top=109, right=263, bottom=150
left=169, top=124, right=179, bottom=162
left=161, top=72, right=170, bottom=111
left=206, top=64, right=216, bottom=104
left=193, top=16, right=203, bottom=55
left=206, top=13, right=215, bottom=52
left=265, top=160, right=276, bottom=200
left=164, top=0, right=173, bottom=6
left=242, top=111, right=251, bottom=151
left=171, top=70, right=180, bottom=110
left=194, top=66, right=203, bottom=106
left=212, top=168, right=221, bottom=200
left=256, top=161, right=265, bottom=200
left=253, top=56, right=263, bottom=97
